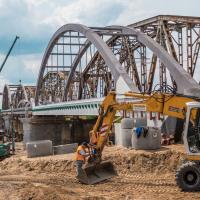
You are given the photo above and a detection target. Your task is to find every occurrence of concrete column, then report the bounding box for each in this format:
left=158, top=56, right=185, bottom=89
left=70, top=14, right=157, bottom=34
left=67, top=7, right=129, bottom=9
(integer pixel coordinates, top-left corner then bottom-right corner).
left=19, top=118, right=32, bottom=147
left=20, top=117, right=96, bottom=148
left=20, top=117, right=69, bottom=148
left=3, top=115, right=11, bottom=130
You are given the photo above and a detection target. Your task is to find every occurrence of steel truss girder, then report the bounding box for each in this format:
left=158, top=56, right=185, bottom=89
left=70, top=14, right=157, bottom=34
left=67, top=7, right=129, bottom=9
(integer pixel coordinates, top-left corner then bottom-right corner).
left=132, top=15, right=200, bottom=85
left=147, top=28, right=160, bottom=93
left=110, top=25, right=199, bottom=92
left=2, top=84, right=35, bottom=110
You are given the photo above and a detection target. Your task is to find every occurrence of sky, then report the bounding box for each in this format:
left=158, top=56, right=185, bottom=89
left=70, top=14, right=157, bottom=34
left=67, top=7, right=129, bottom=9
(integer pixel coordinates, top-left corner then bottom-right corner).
left=0, top=0, right=199, bottom=90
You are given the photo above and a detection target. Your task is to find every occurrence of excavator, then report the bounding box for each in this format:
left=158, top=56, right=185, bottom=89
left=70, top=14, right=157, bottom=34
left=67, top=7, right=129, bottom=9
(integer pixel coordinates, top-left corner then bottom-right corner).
left=78, top=87, right=200, bottom=191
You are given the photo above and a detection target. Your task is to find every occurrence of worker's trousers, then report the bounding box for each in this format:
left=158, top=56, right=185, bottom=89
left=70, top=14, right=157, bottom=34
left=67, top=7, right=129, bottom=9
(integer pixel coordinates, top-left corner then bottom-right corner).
left=76, top=160, right=84, bottom=177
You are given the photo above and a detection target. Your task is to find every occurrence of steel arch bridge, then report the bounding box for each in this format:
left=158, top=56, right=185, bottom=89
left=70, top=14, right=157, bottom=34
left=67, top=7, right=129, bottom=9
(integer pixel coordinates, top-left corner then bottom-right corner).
left=2, top=84, right=35, bottom=110
left=2, top=15, right=200, bottom=145
left=34, top=18, right=200, bottom=106
left=2, top=15, right=200, bottom=113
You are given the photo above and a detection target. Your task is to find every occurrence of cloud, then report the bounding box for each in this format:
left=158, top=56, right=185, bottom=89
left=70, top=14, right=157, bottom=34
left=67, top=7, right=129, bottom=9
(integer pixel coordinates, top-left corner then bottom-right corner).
left=0, top=53, right=41, bottom=85
left=38, top=0, right=124, bottom=29
left=0, top=0, right=199, bottom=91
left=114, top=0, right=200, bottom=25
left=0, top=0, right=124, bottom=55
left=0, top=0, right=198, bottom=54
left=0, top=0, right=127, bottom=91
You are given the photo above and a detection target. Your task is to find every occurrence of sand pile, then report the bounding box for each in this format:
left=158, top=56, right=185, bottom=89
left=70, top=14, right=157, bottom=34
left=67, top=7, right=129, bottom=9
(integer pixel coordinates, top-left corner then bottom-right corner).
left=0, top=144, right=199, bottom=200
left=103, top=145, right=185, bottom=174
left=0, top=155, right=75, bottom=174
left=0, top=145, right=185, bottom=175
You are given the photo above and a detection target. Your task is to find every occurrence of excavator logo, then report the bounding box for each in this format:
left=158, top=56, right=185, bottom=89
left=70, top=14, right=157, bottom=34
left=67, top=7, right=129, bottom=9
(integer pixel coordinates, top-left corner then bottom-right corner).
left=169, top=106, right=181, bottom=113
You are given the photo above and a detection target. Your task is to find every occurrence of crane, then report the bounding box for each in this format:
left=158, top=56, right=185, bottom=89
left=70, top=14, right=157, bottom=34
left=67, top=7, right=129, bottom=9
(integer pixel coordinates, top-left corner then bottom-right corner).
left=0, top=36, right=19, bottom=157
left=0, top=36, right=19, bottom=73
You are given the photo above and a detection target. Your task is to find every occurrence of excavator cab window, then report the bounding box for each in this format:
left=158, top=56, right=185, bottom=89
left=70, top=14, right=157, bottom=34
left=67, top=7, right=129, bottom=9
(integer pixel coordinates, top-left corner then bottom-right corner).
left=187, top=107, right=200, bottom=153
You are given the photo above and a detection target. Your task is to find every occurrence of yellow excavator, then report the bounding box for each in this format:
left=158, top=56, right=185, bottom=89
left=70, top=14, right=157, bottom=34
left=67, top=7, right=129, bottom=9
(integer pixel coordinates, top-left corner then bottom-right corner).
left=78, top=89, right=200, bottom=191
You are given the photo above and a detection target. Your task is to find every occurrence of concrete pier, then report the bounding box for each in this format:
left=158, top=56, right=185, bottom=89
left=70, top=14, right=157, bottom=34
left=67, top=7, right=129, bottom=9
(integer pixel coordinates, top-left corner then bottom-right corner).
left=20, top=116, right=95, bottom=147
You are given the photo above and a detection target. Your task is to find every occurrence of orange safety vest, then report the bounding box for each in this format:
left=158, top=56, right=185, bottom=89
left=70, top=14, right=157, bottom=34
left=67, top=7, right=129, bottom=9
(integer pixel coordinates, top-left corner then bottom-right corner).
left=75, top=145, right=86, bottom=161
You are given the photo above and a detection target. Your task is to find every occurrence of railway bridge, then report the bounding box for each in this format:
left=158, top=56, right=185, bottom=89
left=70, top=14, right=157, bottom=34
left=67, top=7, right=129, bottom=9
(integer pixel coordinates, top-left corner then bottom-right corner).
left=1, top=15, right=200, bottom=146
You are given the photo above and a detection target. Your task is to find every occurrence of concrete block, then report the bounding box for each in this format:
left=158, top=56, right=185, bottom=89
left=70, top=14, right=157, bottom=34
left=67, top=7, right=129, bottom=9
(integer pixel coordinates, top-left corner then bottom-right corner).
left=26, top=140, right=53, bottom=158
left=114, top=123, right=122, bottom=145
left=132, top=127, right=161, bottom=150
left=121, top=118, right=135, bottom=129
left=53, top=143, right=78, bottom=155
left=121, top=129, right=132, bottom=147
left=135, top=118, right=147, bottom=127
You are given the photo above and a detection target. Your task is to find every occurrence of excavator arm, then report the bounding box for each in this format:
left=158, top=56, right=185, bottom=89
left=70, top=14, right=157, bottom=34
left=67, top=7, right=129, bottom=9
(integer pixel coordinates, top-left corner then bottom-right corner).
left=92, top=91, right=197, bottom=156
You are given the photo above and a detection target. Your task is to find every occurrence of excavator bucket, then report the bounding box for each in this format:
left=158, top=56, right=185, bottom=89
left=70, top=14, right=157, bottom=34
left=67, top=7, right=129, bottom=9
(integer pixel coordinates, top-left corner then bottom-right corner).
left=77, top=161, right=117, bottom=184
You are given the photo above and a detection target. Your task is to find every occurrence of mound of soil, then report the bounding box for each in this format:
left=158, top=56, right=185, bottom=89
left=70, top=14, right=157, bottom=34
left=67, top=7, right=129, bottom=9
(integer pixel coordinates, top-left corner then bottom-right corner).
left=0, top=143, right=198, bottom=200
left=103, top=145, right=185, bottom=175
left=0, top=144, right=185, bottom=175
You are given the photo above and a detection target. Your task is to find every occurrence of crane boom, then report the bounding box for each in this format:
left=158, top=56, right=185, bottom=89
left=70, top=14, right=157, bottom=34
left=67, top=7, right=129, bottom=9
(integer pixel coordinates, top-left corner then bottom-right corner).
left=0, top=36, right=19, bottom=72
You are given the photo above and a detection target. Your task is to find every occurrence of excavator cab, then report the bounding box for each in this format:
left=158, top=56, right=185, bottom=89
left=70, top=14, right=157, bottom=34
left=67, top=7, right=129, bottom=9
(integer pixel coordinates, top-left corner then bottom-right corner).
left=176, top=102, right=200, bottom=191
left=184, top=102, right=200, bottom=155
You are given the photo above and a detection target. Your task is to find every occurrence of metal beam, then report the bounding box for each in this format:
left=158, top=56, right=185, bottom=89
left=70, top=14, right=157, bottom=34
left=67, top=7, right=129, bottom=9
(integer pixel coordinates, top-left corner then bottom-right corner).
left=112, top=25, right=199, bottom=93
left=130, top=15, right=200, bottom=28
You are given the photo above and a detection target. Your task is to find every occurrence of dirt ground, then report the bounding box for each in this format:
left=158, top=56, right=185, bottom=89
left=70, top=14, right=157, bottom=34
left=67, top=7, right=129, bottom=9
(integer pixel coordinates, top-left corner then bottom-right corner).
left=0, top=143, right=200, bottom=200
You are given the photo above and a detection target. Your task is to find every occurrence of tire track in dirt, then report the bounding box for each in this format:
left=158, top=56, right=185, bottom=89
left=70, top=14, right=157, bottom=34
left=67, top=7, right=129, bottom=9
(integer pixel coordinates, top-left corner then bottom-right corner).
left=122, top=174, right=178, bottom=191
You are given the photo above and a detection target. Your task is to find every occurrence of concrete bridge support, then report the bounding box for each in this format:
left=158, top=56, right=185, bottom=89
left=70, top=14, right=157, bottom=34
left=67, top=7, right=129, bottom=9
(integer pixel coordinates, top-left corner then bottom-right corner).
left=20, top=116, right=95, bottom=148
left=3, top=116, right=24, bottom=142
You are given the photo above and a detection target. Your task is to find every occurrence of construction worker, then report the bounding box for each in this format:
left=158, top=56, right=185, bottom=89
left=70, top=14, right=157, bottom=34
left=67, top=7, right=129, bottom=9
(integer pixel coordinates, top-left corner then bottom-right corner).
left=75, top=142, right=90, bottom=178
